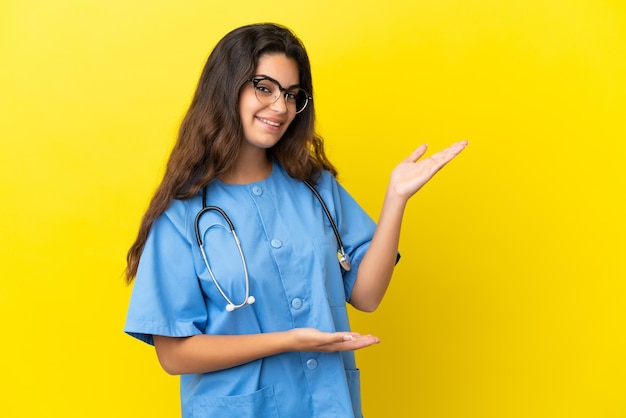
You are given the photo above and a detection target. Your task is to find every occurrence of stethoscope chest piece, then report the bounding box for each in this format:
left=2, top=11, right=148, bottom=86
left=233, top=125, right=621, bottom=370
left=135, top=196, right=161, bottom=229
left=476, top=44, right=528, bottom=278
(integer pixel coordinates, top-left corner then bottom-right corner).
left=338, top=250, right=351, bottom=271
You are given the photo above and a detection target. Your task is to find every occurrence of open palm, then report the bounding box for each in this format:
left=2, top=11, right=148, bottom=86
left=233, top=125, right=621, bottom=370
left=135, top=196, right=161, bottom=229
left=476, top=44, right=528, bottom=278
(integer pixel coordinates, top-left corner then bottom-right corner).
left=389, top=141, right=469, bottom=200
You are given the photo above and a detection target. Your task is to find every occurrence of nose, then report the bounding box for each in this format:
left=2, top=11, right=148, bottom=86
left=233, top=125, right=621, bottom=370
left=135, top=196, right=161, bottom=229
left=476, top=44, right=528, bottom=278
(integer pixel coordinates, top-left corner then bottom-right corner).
left=269, top=93, right=288, bottom=114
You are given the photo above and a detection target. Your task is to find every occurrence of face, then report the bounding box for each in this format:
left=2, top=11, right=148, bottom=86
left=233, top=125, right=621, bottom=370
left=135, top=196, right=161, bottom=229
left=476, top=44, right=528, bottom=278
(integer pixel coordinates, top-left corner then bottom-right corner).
left=238, top=53, right=300, bottom=153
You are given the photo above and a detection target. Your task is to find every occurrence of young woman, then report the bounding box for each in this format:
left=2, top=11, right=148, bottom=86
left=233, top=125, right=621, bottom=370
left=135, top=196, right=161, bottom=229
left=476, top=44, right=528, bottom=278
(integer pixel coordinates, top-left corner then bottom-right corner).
left=124, top=23, right=467, bottom=417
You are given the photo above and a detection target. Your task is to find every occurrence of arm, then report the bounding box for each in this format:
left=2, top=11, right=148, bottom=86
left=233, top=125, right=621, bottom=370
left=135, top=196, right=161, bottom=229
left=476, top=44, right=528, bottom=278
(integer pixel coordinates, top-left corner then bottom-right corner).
left=349, top=141, right=469, bottom=312
left=153, top=328, right=380, bottom=375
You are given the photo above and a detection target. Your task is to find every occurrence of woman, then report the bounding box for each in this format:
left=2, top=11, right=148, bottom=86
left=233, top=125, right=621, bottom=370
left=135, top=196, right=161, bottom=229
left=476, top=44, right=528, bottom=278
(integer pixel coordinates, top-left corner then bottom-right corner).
left=124, top=23, right=467, bottom=417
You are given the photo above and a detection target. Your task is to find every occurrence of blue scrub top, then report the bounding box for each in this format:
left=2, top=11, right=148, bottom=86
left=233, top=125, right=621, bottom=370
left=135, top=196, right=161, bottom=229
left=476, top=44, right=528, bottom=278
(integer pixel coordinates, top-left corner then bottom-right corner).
left=125, top=161, right=377, bottom=418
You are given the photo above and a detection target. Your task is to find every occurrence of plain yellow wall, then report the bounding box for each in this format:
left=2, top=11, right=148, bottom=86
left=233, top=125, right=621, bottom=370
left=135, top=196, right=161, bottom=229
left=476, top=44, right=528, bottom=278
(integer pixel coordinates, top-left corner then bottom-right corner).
left=1, top=0, right=625, bottom=417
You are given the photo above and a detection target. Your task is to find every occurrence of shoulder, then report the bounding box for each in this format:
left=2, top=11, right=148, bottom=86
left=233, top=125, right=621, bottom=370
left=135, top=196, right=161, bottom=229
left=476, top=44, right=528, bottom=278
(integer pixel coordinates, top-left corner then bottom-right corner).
left=154, top=193, right=203, bottom=239
left=314, top=170, right=348, bottom=201
left=311, top=168, right=340, bottom=191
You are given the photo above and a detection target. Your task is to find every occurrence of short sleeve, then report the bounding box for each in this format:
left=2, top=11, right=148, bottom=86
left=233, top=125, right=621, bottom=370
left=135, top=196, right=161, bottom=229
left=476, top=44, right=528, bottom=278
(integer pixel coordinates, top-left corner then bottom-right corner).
left=320, top=174, right=402, bottom=302
left=313, top=174, right=371, bottom=301
left=124, top=203, right=207, bottom=345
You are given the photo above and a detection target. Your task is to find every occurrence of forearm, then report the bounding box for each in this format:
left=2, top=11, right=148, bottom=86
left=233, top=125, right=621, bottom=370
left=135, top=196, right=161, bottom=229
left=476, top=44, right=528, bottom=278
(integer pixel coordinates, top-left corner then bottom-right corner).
left=350, top=141, right=468, bottom=312
left=153, top=328, right=379, bottom=375
left=350, top=189, right=407, bottom=312
left=153, top=332, right=293, bottom=375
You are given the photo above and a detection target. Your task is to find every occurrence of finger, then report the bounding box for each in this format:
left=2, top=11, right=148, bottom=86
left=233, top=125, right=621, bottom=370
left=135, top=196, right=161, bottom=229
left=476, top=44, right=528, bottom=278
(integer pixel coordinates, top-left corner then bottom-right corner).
left=404, top=144, right=428, bottom=163
left=321, top=333, right=380, bottom=352
left=450, top=140, right=469, bottom=153
left=337, top=332, right=361, bottom=342
left=437, top=140, right=468, bottom=157
left=445, top=140, right=469, bottom=156
left=341, top=333, right=378, bottom=343
left=344, top=334, right=381, bottom=349
left=429, top=141, right=469, bottom=166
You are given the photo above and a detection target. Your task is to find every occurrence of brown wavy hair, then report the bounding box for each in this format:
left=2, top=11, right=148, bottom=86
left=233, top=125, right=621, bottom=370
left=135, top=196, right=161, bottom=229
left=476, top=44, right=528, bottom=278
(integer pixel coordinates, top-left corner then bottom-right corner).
left=125, top=23, right=336, bottom=283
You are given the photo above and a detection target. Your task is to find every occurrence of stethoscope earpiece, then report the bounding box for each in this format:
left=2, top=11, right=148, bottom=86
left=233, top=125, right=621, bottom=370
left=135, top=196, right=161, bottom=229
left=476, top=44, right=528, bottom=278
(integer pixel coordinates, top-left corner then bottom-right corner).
left=225, top=296, right=255, bottom=312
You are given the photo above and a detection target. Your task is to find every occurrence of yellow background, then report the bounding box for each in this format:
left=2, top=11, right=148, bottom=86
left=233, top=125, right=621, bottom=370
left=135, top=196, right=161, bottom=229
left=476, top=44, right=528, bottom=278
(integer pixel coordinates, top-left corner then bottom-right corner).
left=1, top=0, right=625, bottom=416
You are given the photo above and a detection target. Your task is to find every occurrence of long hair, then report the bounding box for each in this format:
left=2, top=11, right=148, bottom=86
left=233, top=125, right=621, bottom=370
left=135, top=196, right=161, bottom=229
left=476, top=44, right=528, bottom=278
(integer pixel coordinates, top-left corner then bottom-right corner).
left=125, top=23, right=336, bottom=282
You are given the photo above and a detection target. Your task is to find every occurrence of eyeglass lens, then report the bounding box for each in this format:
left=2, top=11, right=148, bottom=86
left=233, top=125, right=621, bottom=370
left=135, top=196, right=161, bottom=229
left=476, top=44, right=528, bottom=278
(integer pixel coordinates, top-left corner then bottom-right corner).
left=252, top=78, right=310, bottom=113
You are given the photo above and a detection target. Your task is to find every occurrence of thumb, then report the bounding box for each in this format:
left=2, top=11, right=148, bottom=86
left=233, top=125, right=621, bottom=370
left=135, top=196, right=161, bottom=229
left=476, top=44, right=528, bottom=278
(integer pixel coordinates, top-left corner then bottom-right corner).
left=405, top=144, right=428, bottom=163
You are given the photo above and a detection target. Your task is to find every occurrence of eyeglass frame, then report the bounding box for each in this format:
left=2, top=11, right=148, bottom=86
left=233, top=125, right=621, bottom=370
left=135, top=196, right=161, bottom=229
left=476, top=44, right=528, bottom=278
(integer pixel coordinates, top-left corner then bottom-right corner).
left=246, top=76, right=312, bottom=114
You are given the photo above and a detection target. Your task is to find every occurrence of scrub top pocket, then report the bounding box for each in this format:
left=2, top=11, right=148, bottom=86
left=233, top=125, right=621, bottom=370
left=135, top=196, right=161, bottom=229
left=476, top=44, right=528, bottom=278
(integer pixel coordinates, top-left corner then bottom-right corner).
left=189, top=385, right=280, bottom=418
left=345, top=369, right=363, bottom=418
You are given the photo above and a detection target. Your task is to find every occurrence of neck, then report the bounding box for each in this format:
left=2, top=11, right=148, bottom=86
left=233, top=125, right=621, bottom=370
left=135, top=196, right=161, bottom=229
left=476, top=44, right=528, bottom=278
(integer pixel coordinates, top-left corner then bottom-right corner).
left=220, top=151, right=272, bottom=185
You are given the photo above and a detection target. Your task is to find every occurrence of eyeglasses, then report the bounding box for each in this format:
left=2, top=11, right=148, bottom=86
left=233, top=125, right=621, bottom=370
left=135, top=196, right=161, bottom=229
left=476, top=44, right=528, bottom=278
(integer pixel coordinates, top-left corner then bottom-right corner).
left=247, top=76, right=312, bottom=114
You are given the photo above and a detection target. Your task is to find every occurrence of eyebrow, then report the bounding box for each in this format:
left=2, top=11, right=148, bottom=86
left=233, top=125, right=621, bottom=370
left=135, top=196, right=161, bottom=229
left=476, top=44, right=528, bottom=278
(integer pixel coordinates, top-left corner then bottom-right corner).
left=254, top=74, right=301, bottom=90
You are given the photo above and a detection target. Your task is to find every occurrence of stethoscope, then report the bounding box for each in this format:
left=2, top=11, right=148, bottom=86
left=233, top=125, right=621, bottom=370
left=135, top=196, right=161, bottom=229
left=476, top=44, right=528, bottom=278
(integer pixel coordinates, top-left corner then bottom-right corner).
left=194, top=180, right=351, bottom=312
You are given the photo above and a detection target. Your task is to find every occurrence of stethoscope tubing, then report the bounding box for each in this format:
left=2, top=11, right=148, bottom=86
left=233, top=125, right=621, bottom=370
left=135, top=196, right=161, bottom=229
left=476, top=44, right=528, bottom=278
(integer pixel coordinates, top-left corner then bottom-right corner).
left=194, top=181, right=350, bottom=312
left=303, top=180, right=345, bottom=253
left=194, top=204, right=253, bottom=311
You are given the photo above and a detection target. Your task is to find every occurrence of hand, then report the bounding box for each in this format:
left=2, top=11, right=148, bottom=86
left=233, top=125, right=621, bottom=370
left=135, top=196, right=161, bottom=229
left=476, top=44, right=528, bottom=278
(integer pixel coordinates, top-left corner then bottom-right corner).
left=288, top=328, right=380, bottom=352
left=389, top=140, right=469, bottom=201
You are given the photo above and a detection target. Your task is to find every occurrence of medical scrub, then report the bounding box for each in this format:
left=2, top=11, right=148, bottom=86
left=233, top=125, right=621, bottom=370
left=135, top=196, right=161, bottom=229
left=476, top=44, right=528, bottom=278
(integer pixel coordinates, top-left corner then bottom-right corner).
left=124, top=161, right=377, bottom=418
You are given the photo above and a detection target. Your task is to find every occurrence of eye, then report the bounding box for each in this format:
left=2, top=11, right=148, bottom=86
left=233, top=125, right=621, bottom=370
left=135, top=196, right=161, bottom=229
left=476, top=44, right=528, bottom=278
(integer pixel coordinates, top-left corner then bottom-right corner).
left=254, top=80, right=275, bottom=96
left=285, top=90, right=300, bottom=102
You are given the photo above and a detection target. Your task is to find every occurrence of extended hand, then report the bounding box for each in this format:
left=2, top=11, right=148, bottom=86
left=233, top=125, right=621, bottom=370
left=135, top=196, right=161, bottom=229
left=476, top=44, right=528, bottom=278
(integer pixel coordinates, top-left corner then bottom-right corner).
left=289, top=328, right=380, bottom=352
left=389, top=140, right=468, bottom=201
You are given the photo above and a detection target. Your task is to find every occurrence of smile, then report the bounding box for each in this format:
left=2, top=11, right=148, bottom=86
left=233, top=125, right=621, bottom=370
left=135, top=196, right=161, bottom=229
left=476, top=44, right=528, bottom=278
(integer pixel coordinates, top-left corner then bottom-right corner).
left=258, top=117, right=281, bottom=127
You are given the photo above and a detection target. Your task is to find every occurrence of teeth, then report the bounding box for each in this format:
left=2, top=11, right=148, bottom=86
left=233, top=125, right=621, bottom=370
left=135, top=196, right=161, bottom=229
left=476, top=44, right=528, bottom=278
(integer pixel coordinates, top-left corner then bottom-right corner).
left=259, top=118, right=280, bottom=127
